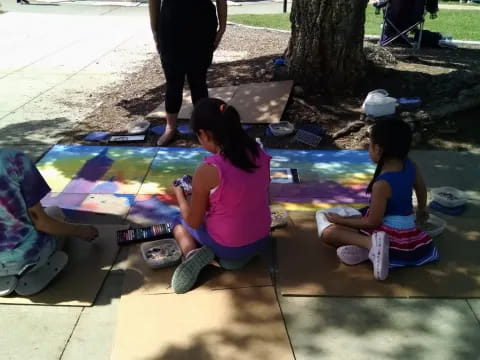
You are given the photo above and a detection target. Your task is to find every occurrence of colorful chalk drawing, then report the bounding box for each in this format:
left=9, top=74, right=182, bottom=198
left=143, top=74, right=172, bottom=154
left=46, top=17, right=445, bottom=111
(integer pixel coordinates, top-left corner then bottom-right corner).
left=37, top=146, right=157, bottom=194
left=38, top=145, right=375, bottom=224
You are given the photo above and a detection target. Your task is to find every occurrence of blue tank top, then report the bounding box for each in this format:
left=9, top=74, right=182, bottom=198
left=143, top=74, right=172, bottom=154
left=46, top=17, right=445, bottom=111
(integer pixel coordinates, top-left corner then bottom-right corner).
left=375, top=159, right=415, bottom=216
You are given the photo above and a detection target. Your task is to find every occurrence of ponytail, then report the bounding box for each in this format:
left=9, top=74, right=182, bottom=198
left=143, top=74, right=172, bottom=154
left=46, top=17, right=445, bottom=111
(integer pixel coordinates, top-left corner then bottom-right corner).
left=191, top=98, right=260, bottom=172
left=366, top=154, right=384, bottom=193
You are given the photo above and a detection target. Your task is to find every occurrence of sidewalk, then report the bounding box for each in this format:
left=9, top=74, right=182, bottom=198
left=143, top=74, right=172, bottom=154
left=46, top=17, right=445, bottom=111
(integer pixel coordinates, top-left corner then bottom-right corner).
left=0, top=0, right=154, bottom=159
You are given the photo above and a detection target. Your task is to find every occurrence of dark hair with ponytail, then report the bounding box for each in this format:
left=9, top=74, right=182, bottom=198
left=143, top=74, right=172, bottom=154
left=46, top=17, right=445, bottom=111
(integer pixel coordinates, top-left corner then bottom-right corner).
left=190, top=98, right=260, bottom=172
left=366, top=119, right=412, bottom=193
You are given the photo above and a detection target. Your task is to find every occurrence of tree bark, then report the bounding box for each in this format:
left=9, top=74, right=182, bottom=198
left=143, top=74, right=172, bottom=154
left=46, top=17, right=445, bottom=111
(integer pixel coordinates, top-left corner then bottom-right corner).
left=287, top=0, right=369, bottom=94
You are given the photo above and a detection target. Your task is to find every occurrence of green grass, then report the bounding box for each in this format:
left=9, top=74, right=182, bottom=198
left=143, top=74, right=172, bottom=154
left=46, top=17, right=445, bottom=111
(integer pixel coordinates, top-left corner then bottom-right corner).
left=229, top=9, right=480, bottom=41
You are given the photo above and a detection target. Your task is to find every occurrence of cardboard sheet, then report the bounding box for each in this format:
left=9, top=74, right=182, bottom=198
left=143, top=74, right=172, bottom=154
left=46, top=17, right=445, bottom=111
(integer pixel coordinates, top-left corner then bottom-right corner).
left=147, top=86, right=238, bottom=120
left=277, top=211, right=480, bottom=298
left=147, top=81, right=293, bottom=124
left=121, top=245, right=273, bottom=295
left=0, top=225, right=126, bottom=306
left=229, top=80, right=293, bottom=124
left=111, top=287, right=293, bottom=360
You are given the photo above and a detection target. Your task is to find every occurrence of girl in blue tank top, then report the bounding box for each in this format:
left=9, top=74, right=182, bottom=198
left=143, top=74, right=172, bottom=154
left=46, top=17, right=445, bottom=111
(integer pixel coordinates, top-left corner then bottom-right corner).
left=319, top=119, right=439, bottom=281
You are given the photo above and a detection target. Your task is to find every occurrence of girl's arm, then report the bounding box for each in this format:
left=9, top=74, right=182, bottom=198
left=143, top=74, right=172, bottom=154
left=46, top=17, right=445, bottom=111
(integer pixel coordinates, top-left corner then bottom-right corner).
left=214, top=0, right=227, bottom=49
left=174, top=163, right=219, bottom=229
left=325, top=180, right=390, bottom=229
left=28, top=203, right=98, bottom=241
left=413, top=162, right=429, bottom=223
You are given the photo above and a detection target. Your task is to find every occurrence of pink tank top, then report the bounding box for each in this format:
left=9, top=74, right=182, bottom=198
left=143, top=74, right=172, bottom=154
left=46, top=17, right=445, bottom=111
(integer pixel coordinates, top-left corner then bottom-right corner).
left=204, top=149, right=271, bottom=247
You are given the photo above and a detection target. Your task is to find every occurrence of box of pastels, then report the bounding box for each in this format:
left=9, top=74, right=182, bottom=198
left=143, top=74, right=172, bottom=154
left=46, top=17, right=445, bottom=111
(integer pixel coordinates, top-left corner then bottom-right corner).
left=140, top=239, right=182, bottom=269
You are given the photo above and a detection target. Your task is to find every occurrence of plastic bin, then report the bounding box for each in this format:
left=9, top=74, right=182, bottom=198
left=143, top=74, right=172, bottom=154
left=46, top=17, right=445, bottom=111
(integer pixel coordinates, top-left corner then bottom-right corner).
left=140, top=239, right=182, bottom=269
left=269, top=121, right=295, bottom=136
left=431, top=187, right=467, bottom=208
left=270, top=205, right=288, bottom=228
left=418, top=213, right=446, bottom=238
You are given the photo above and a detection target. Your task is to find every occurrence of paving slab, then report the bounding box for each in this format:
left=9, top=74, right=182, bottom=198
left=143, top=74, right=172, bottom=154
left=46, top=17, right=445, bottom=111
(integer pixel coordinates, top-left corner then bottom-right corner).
left=0, top=305, right=82, bottom=360
left=410, top=150, right=480, bottom=190
left=0, top=110, right=76, bottom=146
left=466, top=299, right=480, bottom=324
left=61, top=272, right=124, bottom=360
left=280, top=296, right=480, bottom=360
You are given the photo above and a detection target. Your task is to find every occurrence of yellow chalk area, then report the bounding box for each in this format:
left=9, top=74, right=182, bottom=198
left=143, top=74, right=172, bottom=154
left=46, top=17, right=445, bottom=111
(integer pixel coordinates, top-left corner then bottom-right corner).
left=274, top=202, right=366, bottom=211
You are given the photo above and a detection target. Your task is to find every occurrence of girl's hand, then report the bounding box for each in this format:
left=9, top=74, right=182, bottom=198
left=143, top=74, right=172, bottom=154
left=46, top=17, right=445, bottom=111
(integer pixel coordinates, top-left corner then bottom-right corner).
left=172, top=184, right=185, bottom=198
left=416, top=208, right=429, bottom=226
left=325, top=213, right=344, bottom=224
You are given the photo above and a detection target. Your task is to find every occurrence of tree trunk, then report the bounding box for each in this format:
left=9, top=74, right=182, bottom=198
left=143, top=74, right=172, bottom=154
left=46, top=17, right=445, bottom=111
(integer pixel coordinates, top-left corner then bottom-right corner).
left=287, top=0, right=369, bottom=94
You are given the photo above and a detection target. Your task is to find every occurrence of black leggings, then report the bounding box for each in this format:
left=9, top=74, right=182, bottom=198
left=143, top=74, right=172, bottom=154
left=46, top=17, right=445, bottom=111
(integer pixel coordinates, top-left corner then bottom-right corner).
left=159, top=0, right=218, bottom=114
left=162, top=62, right=210, bottom=114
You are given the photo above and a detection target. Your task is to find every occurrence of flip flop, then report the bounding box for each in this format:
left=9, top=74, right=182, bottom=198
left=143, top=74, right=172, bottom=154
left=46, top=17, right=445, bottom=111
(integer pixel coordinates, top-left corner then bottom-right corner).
left=15, top=251, right=68, bottom=296
left=0, top=276, right=18, bottom=297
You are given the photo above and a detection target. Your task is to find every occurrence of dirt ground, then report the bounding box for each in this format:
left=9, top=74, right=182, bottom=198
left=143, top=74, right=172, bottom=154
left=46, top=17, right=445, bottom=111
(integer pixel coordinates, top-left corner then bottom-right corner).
left=65, top=26, right=480, bottom=151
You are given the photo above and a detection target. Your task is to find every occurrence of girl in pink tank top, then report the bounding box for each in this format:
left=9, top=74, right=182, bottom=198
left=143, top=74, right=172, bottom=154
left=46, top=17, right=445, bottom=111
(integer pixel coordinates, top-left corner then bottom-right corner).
left=170, top=98, right=271, bottom=294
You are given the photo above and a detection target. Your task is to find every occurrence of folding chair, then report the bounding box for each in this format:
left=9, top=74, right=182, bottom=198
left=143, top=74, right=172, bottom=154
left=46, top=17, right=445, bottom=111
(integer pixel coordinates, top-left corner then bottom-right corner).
left=373, top=0, right=438, bottom=49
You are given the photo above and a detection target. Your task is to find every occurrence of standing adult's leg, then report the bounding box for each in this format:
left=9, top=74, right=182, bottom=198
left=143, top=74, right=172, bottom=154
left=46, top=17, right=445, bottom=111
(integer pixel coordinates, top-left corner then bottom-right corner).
left=158, top=59, right=185, bottom=146
left=187, top=3, right=217, bottom=105
left=186, top=65, right=209, bottom=106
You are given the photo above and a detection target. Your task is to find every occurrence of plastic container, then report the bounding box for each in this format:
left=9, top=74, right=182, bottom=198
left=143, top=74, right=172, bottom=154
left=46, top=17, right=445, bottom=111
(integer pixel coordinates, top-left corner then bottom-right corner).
left=362, top=89, right=397, bottom=117
left=269, top=121, right=295, bottom=136
left=140, top=239, right=182, bottom=269
left=418, top=213, right=446, bottom=238
left=363, top=94, right=397, bottom=117
left=431, top=187, right=468, bottom=208
left=128, top=120, right=150, bottom=134
left=270, top=205, right=288, bottom=228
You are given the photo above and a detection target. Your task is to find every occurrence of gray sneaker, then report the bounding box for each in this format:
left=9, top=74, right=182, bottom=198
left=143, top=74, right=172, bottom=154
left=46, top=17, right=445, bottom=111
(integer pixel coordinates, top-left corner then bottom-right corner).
left=171, top=246, right=214, bottom=294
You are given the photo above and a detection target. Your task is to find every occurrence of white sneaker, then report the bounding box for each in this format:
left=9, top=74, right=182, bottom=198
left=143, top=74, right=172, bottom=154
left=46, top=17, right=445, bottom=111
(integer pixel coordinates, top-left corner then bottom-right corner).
left=337, top=245, right=369, bottom=265
left=368, top=232, right=389, bottom=281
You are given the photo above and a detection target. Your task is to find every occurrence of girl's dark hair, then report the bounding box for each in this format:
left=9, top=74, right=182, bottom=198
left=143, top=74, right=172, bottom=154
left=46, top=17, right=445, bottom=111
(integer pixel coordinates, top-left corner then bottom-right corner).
left=366, top=119, right=412, bottom=193
left=190, top=98, right=260, bottom=172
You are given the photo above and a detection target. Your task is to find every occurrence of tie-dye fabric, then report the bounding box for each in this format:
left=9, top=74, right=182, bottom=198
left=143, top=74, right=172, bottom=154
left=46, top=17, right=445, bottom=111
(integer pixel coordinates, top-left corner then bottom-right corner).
left=0, top=149, right=53, bottom=271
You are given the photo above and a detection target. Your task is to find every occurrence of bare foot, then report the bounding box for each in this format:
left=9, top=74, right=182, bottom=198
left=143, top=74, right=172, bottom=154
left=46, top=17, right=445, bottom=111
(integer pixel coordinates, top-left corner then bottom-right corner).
left=156, top=127, right=176, bottom=146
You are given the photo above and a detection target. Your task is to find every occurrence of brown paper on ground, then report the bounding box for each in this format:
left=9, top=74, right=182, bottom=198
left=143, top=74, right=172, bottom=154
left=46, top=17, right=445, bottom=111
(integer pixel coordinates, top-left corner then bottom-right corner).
left=122, top=245, right=272, bottom=295
left=277, top=211, right=480, bottom=298
left=277, top=211, right=409, bottom=297
left=0, top=225, right=126, bottom=306
left=111, top=287, right=293, bottom=360
left=147, top=86, right=238, bottom=120
left=399, top=215, right=480, bottom=297
left=229, top=80, right=293, bottom=124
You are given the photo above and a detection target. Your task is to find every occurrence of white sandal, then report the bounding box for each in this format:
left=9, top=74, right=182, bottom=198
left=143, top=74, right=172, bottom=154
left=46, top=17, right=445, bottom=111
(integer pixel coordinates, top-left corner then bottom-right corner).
left=15, top=251, right=68, bottom=296
left=0, top=276, right=18, bottom=297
